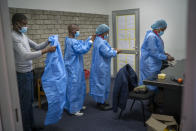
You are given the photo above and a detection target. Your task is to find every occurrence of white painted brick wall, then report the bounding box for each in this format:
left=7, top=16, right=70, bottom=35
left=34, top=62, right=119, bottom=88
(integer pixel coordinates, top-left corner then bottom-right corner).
left=9, top=8, right=109, bottom=71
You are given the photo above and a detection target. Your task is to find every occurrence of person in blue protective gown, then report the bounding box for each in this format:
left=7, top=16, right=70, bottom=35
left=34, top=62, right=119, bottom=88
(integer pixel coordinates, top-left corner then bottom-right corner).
left=64, top=24, right=96, bottom=116
left=89, top=24, right=121, bottom=111
left=139, top=19, right=174, bottom=91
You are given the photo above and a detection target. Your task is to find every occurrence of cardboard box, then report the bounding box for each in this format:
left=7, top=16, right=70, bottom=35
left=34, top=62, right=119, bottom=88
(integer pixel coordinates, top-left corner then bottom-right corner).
left=146, top=114, right=178, bottom=131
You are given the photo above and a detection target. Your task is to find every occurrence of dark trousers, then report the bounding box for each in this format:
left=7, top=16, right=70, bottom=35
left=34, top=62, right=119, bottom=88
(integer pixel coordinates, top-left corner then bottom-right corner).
left=17, top=71, right=34, bottom=131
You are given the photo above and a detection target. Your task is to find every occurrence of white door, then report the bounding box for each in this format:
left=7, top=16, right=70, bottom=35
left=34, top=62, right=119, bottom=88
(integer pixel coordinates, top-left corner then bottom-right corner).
left=112, top=9, right=140, bottom=76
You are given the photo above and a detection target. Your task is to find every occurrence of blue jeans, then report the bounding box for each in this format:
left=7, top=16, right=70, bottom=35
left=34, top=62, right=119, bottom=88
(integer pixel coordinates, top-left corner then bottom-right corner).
left=17, top=71, right=34, bottom=131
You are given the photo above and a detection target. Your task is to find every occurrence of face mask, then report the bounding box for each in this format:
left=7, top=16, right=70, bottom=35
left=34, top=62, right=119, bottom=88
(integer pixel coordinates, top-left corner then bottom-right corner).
left=75, top=31, right=80, bottom=38
left=158, top=31, right=164, bottom=36
left=104, top=34, right=109, bottom=39
left=19, top=27, right=28, bottom=33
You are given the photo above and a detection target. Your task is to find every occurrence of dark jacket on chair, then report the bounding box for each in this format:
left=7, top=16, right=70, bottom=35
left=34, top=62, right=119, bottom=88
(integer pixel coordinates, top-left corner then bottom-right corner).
left=112, top=64, right=138, bottom=112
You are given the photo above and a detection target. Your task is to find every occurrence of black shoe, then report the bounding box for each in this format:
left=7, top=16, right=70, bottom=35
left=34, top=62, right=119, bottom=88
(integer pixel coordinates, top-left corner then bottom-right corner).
left=32, top=127, right=44, bottom=131
left=97, top=104, right=112, bottom=111
left=97, top=102, right=109, bottom=106
left=97, top=102, right=102, bottom=106
left=102, top=105, right=112, bottom=111
left=32, top=124, right=44, bottom=131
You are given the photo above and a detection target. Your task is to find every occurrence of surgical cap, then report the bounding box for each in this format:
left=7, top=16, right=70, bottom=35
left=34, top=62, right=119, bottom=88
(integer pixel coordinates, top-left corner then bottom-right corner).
left=96, top=24, right=110, bottom=35
left=151, top=19, right=167, bottom=29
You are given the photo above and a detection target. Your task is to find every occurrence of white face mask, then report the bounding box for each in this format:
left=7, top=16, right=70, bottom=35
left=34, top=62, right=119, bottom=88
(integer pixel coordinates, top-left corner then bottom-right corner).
left=104, top=34, right=109, bottom=39
left=75, top=31, right=80, bottom=38
left=158, top=31, right=164, bottom=36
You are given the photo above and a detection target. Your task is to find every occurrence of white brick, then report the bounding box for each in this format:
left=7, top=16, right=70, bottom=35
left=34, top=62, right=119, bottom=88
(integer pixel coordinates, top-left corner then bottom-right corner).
left=32, top=15, right=40, bottom=20
left=40, top=15, right=48, bottom=19
left=58, top=29, right=65, bottom=33
left=43, top=20, right=51, bottom=24
left=55, top=25, right=61, bottom=28
left=32, top=25, right=40, bottom=29
left=47, top=25, right=54, bottom=29
left=32, top=34, right=40, bottom=39
left=47, top=15, right=55, bottom=20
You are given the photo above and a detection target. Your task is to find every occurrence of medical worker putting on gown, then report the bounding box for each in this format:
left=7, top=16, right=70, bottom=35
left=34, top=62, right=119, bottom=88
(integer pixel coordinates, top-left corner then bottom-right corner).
left=90, top=24, right=121, bottom=110
left=11, top=13, right=56, bottom=131
left=139, top=19, right=174, bottom=91
left=64, top=24, right=95, bottom=116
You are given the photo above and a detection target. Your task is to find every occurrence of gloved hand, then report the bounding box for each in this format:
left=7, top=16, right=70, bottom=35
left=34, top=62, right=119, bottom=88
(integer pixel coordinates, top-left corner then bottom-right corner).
left=167, top=55, right=174, bottom=61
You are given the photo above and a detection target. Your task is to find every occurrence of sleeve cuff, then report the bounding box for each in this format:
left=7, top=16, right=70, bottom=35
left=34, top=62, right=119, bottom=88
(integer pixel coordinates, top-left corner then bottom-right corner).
left=113, top=50, right=117, bottom=56
left=163, top=55, right=167, bottom=60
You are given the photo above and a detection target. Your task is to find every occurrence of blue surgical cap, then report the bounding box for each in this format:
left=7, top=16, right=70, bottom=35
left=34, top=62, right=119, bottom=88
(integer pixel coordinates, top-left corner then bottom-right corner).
left=151, top=19, right=167, bottom=29
left=96, top=24, right=110, bottom=35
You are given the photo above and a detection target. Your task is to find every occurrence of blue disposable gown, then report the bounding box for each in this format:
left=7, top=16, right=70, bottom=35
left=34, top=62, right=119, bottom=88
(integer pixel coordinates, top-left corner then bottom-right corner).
left=41, top=35, right=67, bottom=125
left=64, top=37, right=92, bottom=114
left=90, top=36, right=117, bottom=104
left=139, top=30, right=167, bottom=90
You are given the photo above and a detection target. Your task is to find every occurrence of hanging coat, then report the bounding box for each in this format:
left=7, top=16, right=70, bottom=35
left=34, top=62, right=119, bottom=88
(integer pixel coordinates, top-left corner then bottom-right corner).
left=113, top=64, right=138, bottom=112
left=64, top=37, right=92, bottom=114
left=41, top=35, right=67, bottom=125
left=139, top=30, right=167, bottom=90
left=89, top=36, right=117, bottom=104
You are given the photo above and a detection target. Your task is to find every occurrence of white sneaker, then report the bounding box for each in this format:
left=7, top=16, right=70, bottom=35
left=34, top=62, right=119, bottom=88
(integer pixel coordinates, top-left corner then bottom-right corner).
left=82, top=106, right=86, bottom=110
left=74, top=111, right=84, bottom=116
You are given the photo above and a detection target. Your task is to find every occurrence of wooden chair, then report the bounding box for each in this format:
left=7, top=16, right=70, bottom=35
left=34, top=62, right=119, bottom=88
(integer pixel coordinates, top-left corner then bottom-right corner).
left=37, top=78, right=45, bottom=108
